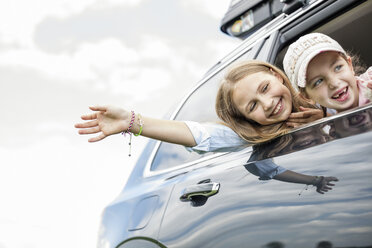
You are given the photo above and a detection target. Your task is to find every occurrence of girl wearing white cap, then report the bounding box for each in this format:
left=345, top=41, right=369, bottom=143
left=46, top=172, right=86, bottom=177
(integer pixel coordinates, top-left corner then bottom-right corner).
left=283, top=33, right=372, bottom=114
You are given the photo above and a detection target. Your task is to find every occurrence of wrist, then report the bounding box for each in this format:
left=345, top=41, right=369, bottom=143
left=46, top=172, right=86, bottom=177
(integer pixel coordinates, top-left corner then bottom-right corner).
left=311, top=176, right=324, bottom=186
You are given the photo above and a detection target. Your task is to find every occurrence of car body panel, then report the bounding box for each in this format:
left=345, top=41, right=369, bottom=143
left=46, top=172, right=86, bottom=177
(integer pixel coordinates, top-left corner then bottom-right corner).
left=158, top=106, right=372, bottom=248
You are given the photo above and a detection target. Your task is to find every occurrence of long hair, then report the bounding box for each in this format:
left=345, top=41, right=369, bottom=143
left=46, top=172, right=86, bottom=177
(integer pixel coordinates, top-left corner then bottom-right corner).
left=215, top=60, right=317, bottom=144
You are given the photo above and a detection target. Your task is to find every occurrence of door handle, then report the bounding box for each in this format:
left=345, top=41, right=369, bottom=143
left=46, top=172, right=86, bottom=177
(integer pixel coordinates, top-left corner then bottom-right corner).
left=180, top=182, right=220, bottom=201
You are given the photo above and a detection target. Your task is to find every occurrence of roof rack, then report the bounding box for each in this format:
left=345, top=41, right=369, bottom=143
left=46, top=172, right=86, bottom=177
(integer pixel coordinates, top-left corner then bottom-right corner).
left=220, top=0, right=308, bottom=39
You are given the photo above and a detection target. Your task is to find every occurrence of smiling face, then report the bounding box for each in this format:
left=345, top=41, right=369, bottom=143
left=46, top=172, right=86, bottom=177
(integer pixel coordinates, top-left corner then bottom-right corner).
left=304, top=51, right=358, bottom=112
left=232, top=71, right=292, bottom=125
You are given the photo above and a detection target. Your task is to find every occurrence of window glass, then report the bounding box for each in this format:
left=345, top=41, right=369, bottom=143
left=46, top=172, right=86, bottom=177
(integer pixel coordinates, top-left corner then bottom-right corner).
left=150, top=72, right=223, bottom=171
left=150, top=48, right=257, bottom=171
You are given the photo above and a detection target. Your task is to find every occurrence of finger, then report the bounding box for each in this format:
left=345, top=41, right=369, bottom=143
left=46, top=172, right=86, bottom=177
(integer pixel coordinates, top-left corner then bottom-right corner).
left=75, top=120, right=98, bottom=128
left=325, top=177, right=339, bottom=182
left=299, top=106, right=311, bottom=111
left=288, top=112, right=306, bottom=119
left=287, top=118, right=309, bottom=123
left=289, top=112, right=312, bottom=119
left=88, top=133, right=106, bottom=142
left=367, top=82, right=372, bottom=89
left=286, top=122, right=301, bottom=128
left=287, top=116, right=311, bottom=123
left=89, top=105, right=107, bottom=112
left=78, top=126, right=101, bottom=135
left=326, top=183, right=335, bottom=186
left=81, top=113, right=98, bottom=120
left=286, top=122, right=295, bottom=127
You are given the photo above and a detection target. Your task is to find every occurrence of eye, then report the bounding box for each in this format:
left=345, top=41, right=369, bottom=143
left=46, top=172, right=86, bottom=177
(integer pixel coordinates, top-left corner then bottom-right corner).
left=348, top=114, right=365, bottom=126
left=262, top=83, right=269, bottom=92
left=335, top=64, right=342, bottom=72
left=249, top=102, right=257, bottom=112
left=312, top=78, right=323, bottom=88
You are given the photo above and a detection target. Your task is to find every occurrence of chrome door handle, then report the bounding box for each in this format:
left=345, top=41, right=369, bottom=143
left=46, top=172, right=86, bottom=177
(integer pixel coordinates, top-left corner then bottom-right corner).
left=180, top=182, right=220, bottom=201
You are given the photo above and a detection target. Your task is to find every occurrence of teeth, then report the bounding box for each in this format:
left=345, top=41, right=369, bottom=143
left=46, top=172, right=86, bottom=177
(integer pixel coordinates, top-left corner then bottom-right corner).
left=333, top=88, right=347, bottom=99
left=273, top=101, right=282, bottom=115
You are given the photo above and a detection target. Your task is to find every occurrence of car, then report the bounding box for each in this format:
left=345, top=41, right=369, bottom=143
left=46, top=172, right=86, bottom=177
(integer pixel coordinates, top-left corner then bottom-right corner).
left=97, top=0, right=372, bottom=247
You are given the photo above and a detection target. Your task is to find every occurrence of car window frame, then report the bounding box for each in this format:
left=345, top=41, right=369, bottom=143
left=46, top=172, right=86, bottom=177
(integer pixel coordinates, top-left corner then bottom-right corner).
left=143, top=42, right=264, bottom=177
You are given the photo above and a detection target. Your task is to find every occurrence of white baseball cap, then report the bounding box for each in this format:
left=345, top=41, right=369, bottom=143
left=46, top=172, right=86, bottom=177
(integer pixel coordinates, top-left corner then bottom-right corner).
left=283, top=33, right=346, bottom=90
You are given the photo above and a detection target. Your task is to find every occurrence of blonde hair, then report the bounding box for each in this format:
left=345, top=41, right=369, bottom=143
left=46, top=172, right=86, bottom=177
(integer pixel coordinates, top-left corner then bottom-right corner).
left=216, top=60, right=317, bottom=144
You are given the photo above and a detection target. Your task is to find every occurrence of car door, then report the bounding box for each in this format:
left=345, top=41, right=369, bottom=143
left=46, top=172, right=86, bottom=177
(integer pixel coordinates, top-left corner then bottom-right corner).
left=157, top=104, right=372, bottom=248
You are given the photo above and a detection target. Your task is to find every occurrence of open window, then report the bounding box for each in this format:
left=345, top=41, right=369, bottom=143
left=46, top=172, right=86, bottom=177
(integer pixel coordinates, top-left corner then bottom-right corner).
left=149, top=46, right=260, bottom=172
left=270, top=0, right=372, bottom=116
left=274, top=0, right=372, bottom=70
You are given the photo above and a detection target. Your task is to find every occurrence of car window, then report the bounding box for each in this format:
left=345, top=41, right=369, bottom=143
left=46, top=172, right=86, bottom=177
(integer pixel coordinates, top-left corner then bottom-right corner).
left=150, top=71, right=223, bottom=171
left=150, top=47, right=259, bottom=172
left=271, top=0, right=372, bottom=119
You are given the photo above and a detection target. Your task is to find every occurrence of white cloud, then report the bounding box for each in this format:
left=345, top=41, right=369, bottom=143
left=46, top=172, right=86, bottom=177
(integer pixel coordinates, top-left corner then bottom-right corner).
left=94, top=0, right=144, bottom=8
left=138, top=35, right=172, bottom=59
left=0, top=0, right=144, bottom=47
left=0, top=38, right=138, bottom=83
left=0, top=34, right=237, bottom=101
left=180, top=0, right=230, bottom=19
left=0, top=0, right=92, bottom=46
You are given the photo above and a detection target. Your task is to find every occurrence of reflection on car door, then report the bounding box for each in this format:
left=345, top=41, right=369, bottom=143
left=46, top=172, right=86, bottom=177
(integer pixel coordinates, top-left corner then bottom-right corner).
left=158, top=106, right=372, bottom=248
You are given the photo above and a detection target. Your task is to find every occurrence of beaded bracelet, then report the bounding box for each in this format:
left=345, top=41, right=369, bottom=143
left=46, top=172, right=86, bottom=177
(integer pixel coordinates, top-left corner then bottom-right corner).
left=125, top=110, right=135, bottom=135
left=122, top=111, right=135, bottom=157
left=134, top=114, right=144, bottom=136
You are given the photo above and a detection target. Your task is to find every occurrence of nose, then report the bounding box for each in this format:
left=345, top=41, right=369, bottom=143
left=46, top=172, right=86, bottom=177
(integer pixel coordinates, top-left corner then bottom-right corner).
left=327, top=76, right=340, bottom=89
left=260, top=95, right=274, bottom=111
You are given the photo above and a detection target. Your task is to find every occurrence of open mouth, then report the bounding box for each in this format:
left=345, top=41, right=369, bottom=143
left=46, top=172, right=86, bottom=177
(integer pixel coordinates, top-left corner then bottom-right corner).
left=331, top=87, right=349, bottom=102
left=271, top=98, right=283, bottom=116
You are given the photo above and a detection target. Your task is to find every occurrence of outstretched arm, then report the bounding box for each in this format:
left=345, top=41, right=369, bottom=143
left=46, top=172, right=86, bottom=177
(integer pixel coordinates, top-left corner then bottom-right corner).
left=75, top=105, right=197, bottom=147
left=273, top=170, right=338, bottom=194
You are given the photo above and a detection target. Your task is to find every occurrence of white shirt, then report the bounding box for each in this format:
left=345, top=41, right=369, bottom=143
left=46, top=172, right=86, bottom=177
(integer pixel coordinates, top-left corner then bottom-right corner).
left=184, top=121, right=287, bottom=180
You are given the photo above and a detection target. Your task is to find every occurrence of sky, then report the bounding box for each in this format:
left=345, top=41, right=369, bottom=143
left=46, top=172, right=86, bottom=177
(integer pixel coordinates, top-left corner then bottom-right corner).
left=0, top=0, right=240, bottom=247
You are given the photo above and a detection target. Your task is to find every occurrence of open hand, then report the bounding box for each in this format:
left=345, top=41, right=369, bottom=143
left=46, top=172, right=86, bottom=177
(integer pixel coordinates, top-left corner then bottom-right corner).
left=75, top=105, right=131, bottom=142
left=314, top=176, right=339, bottom=194
left=286, top=107, right=324, bottom=128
